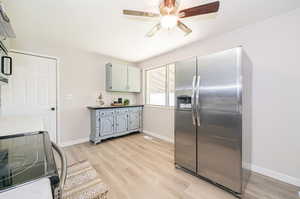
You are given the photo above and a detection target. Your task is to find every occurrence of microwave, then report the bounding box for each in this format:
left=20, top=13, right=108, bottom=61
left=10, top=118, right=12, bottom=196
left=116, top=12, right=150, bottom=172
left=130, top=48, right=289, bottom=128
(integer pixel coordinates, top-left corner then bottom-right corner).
left=0, top=2, right=15, bottom=85
left=0, top=43, right=12, bottom=85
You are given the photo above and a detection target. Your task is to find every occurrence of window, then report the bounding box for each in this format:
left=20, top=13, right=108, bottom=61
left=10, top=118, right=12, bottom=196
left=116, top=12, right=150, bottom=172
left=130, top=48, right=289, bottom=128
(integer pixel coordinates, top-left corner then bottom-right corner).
left=145, top=64, right=175, bottom=106
left=146, top=67, right=166, bottom=106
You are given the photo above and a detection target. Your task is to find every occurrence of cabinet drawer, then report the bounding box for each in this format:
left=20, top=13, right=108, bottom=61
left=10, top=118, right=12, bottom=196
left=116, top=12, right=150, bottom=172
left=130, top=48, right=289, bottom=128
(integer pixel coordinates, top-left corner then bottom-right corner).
left=128, top=107, right=142, bottom=113
left=97, top=110, right=114, bottom=118
left=114, top=108, right=128, bottom=114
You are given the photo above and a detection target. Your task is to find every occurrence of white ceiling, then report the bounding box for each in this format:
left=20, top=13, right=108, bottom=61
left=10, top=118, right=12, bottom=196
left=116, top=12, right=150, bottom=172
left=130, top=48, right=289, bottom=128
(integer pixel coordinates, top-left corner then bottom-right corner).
left=4, top=0, right=300, bottom=62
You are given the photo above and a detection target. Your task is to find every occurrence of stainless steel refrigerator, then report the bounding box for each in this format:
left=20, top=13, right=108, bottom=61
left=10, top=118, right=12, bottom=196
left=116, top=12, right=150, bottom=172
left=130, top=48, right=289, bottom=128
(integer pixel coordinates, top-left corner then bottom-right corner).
left=175, top=47, right=252, bottom=195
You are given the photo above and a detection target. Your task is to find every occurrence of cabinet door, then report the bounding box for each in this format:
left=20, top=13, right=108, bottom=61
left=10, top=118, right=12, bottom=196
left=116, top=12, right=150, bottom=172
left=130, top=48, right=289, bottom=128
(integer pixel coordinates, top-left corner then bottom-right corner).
left=115, top=114, right=128, bottom=133
left=112, top=63, right=127, bottom=91
left=127, top=66, right=141, bottom=93
left=115, top=109, right=128, bottom=133
left=128, top=109, right=141, bottom=130
left=99, top=111, right=115, bottom=137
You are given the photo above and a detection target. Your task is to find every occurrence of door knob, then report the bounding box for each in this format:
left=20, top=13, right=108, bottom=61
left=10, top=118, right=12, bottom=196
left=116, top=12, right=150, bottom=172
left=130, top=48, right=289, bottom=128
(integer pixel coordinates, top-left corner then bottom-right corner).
left=51, top=107, right=56, bottom=111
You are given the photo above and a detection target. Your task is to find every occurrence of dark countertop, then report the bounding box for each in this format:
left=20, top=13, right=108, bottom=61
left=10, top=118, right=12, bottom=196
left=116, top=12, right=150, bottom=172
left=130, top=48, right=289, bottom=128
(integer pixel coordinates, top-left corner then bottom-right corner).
left=87, top=105, right=144, bottom=110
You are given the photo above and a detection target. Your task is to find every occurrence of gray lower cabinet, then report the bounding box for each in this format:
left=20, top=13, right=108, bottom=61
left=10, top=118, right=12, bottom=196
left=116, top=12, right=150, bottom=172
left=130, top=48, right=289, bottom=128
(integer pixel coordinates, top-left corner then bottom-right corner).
left=115, top=109, right=128, bottom=133
left=128, top=108, right=141, bottom=130
left=89, top=106, right=143, bottom=144
left=98, top=110, right=114, bottom=137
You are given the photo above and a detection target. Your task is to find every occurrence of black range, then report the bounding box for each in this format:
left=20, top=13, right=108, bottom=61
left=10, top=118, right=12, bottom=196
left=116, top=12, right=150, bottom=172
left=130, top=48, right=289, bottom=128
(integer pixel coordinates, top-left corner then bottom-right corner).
left=0, top=132, right=59, bottom=194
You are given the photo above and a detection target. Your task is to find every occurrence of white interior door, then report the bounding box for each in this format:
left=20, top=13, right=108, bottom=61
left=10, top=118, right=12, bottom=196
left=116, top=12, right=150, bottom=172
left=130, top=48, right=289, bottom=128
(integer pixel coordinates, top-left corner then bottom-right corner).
left=1, top=52, right=57, bottom=142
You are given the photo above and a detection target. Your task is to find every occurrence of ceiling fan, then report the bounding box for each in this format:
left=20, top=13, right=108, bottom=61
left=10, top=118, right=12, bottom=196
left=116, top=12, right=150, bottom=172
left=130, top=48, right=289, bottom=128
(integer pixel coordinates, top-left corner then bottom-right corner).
left=123, top=0, right=220, bottom=37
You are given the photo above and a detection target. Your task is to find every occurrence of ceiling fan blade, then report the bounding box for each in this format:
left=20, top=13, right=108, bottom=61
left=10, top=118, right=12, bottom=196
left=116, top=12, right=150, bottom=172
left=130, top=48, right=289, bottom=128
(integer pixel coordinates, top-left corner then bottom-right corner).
left=123, top=10, right=160, bottom=17
left=179, top=1, right=220, bottom=18
left=146, top=23, right=161, bottom=37
left=177, top=21, right=192, bottom=36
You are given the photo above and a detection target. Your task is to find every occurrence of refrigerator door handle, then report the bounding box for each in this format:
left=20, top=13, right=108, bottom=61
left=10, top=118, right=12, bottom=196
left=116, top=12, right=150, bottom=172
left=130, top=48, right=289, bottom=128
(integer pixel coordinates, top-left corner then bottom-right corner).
left=196, top=75, right=201, bottom=126
left=191, top=75, right=197, bottom=126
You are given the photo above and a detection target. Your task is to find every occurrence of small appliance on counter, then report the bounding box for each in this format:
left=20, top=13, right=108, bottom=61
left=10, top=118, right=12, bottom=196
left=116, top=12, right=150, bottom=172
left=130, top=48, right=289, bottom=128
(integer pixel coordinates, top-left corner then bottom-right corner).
left=0, top=2, right=15, bottom=86
left=0, top=131, right=67, bottom=199
left=0, top=41, right=12, bottom=85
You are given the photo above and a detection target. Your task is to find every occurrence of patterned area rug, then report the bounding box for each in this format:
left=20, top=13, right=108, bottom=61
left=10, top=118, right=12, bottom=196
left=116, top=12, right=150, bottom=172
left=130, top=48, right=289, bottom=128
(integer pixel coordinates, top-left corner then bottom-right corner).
left=63, top=161, right=109, bottom=199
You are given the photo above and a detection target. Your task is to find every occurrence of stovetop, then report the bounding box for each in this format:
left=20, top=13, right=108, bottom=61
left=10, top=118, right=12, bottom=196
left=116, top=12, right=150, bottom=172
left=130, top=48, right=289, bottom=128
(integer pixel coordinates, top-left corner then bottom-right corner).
left=0, top=132, right=59, bottom=192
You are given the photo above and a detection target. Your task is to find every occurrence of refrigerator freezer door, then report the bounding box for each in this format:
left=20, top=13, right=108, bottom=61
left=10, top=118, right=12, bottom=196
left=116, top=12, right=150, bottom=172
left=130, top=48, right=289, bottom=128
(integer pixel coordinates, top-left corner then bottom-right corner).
left=175, top=57, right=197, bottom=172
left=175, top=57, right=197, bottom=110
left=196, top=48, right=242, bottom=193
left=175, top=110, right=197, bottom=172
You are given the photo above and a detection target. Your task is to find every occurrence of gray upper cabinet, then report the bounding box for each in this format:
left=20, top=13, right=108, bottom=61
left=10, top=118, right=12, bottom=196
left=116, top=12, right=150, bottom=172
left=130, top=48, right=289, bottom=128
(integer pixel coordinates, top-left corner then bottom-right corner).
left=106, top=63, right=141, bottom=93
left=127, top=66, right=141, bottom=92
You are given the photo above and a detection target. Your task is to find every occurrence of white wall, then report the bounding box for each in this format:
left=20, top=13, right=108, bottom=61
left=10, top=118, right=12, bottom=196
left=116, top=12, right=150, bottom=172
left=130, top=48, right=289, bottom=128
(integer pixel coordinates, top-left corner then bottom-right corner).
left=143, top=106, right=174, bottom=143
left=0, top=0, right=140, bottom=145
left=138, top=8, right=300, bottom=186
left=7, top=40, right=137, bottom=145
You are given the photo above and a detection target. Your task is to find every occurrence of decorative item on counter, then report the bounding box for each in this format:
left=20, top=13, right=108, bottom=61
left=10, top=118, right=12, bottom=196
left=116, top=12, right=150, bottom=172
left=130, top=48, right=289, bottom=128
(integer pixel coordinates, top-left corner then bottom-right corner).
left=110, top=97, right=125, bottom=106
left=124, top=99, right=130, bottom=106
left=111, top=103, right=123, bottom=106
left=118, top=98, right=123, bottom=104
left=96, top=92, right=105, bottom=106
left=112, top=97, right=118, bottom=104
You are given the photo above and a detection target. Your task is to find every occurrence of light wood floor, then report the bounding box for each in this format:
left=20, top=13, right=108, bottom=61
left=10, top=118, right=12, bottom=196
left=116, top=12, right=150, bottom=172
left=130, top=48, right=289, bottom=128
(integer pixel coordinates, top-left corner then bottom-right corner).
left=63, top=133, right=299, bottom=199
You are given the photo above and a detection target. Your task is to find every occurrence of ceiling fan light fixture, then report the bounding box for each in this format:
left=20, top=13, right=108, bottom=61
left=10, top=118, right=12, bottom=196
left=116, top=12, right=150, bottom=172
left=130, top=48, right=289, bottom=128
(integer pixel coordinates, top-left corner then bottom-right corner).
left=123, top=1, right=220, bottom=36
left=160, top=15, right=178, bottom=29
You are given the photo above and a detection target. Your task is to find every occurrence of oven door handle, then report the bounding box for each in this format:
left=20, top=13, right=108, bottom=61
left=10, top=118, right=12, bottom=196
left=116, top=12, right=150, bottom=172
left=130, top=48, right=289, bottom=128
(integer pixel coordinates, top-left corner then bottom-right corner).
left=52, top=142, right=67, bottom=198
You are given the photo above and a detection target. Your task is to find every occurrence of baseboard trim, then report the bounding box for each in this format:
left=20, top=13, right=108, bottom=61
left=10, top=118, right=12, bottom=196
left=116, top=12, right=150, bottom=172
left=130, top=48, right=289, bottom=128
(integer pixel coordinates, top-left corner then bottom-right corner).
left=143, top=130, right=174, bottom=143
left=251, top=164, right=300, bottom=187
left=59, top=137, right=89, bottom=147
left=143, top=131, right=300, bottom=187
